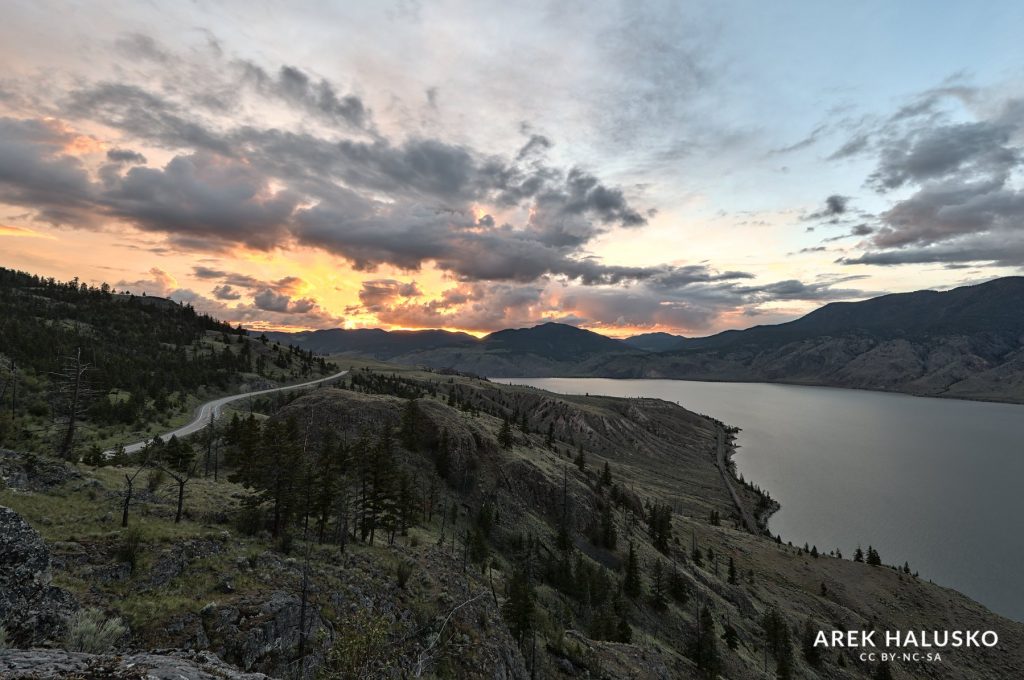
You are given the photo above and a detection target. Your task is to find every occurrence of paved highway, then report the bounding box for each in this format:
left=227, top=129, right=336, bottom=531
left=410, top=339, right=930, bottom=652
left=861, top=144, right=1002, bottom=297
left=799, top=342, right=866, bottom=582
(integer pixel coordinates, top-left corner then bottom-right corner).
left=106, top=370, right=347, bottom=455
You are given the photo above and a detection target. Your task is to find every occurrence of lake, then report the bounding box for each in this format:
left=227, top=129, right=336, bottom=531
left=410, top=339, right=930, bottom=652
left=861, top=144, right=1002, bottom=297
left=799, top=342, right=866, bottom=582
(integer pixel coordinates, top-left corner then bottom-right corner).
left=501, top=378, right=1024, bottom=622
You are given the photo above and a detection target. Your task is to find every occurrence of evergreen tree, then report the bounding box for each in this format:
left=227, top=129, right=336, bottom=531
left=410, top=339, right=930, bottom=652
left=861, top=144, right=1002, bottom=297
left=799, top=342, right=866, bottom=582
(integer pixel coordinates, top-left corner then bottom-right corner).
left=599, top=503, right=617, bottom=550
left=434, top=428, right=451, bottom=479
left=801, top=617, right=821, bottom=668
left=866, top=545, right=882, bottom=566
left=498, top=417, right=514, bottom=449
left=399, top=397, right=421, bottom=450
left=649, top=559, right=668, bottom=611
left=623, top=542, right=642, bottom=598
left=647, top=502, right=673, bottom=553
left=667, top=565, right=690, bottom=604
left=503, top=569, right=535, bottom=645
left=727, top=556, right=738, bottom=584
left=600, top=460, right=612, bottom=486
left=687, top=605, right=721, bottom=679
left=853, top=545, right=864, bottom=562
left=722, top=622, right=739, bottom=650
left=574, top=445, right=586, bottom=471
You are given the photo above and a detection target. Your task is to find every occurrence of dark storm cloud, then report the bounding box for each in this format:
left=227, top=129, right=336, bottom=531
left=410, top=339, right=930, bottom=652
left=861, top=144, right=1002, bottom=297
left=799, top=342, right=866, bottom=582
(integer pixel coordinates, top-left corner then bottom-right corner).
left=0, top=117, right=98, bottom=226
left=102, top=152, right=300, bottom=249
left=106, top=148, right=147, bottom=164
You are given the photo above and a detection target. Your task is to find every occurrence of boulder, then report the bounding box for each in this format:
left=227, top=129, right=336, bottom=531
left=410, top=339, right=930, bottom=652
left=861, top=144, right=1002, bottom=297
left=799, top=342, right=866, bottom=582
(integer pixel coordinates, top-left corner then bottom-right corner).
left=0, top=506, right=77, bottom=646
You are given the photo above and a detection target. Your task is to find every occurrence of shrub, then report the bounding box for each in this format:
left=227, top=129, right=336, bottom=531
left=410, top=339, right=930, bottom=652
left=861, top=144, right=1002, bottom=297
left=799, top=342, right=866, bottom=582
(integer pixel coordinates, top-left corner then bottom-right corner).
left=116, top=526, right=144, bottom=574
left=145, top=468, right=165, bottom=493
left=65, top=608, right=126, bottom=653
left=396, top=560, right=415, bottom=589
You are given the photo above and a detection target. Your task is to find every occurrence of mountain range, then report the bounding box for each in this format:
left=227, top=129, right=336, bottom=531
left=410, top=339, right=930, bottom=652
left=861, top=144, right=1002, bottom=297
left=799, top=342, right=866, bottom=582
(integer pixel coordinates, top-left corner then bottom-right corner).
left=268, top=276, right=1024, bottom=403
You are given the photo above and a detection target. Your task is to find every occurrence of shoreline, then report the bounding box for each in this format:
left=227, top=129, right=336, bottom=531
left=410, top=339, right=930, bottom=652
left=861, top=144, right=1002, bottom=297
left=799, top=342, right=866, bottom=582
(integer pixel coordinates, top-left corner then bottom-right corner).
left=490, top=372, right=1024, bottom=408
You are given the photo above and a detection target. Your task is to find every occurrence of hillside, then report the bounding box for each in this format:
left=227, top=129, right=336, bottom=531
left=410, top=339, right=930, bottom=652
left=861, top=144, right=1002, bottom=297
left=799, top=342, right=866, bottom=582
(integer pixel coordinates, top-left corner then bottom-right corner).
left=274, top=278, right=1024, bottom=403
left=1, top=359, right=1022, bottom=678
left=623, top=332, right=691, bottom=353
left=0, top=267, right=337, bottom=459
left=593, top=278, right=1024, bottom=402
left=272, top=322, right=646, bottom=378
left=263, top=328, right=479, bottom=359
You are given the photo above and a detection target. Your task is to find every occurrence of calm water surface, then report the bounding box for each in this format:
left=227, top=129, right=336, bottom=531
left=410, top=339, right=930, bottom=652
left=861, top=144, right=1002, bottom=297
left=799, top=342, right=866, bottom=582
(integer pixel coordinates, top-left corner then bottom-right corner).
left=503, top=378, right=1024, bottom=622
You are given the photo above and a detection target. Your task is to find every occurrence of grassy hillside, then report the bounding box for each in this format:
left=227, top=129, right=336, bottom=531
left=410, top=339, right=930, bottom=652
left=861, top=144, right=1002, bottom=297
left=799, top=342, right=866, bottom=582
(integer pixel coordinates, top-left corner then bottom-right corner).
left=2, top=359, right=1020, bottom=679
left=0, top=267, right=336, bottom=459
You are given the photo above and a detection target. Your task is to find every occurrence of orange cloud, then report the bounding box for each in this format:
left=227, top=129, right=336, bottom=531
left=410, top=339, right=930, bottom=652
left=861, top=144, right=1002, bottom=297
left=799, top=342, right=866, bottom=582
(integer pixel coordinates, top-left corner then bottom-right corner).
left=0, top=224, right=54, bottom=239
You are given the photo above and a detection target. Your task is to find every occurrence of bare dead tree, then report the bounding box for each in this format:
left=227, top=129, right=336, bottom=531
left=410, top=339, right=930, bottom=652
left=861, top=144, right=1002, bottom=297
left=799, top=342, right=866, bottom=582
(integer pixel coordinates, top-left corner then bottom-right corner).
left=52, top=347, right=94, bottom=461
left=121, top=447, right=150, bottom=527
left=153, top=435, right=200, bottom=523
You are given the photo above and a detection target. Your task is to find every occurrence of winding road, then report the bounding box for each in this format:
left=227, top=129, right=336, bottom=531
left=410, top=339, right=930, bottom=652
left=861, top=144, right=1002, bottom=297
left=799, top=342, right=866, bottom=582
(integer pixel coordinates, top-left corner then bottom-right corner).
left=106, top=370, right=348, bottom=455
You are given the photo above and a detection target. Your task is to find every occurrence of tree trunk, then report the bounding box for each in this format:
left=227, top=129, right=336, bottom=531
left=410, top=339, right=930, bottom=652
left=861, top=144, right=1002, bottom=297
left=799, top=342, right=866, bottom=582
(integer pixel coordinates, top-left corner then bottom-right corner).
left=59, top=349, right=82, bottom=460
left=175, top=479, right=186, bottom=523
left=122, top=475, right=133, bottom=527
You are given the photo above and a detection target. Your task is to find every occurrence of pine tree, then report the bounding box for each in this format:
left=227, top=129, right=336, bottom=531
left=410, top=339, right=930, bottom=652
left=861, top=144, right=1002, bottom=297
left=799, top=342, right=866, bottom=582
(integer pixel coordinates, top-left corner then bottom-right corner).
left=600, top=461, right=612, bottom=486
left=649, top=559, right=668, bottom=611
left=498, top=417, right=513, bottom=449
left=574, top=445, right=586, bottom=471
left=801, top=617, right=821, bottom=668
left=623, top=542, right=642, bottom=598
left=853, top=545, right=864, bottom=562
left=435, top=428, right=451, bottom=479
left=502, top=568, right=535, bottom=645
left=727, top=556, right=738, bottom=584
left=667, top=565, right=689, bottom=604
left=399, top=397, right=421, bottom=450
left=867, top=545, right=882, bottom=566
left=688, top=605, right=721, bottom=679
left=599, top=503, right=617, bottom=550
left=722, top=621, right=739, bottom=650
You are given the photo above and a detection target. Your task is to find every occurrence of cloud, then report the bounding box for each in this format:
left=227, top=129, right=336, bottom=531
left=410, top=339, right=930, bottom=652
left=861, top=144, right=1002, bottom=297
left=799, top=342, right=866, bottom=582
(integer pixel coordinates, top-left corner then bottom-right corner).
left=237, top=61, right=371, bottom=131
left=834, top=87, right=1024, bottom=268
left=212, top=284, right=241, bottom=300
left=0, top=224, right=53, bottom=239
left=358, top=279, right=422, bottom=312
left=867, top=121, right=1018, bottom=192
left=253, top=288, right=317, bottom=314
left=106, top=148, right=147, bottom=164
left=804, top=194, right=849, bottom=221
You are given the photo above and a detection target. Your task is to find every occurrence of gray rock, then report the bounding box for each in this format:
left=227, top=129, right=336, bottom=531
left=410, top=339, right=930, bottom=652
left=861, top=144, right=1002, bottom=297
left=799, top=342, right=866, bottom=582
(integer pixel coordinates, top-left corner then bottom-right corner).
left=0, top=648, right=270, bottom=679
left=0, top=506, right=77, bottom=646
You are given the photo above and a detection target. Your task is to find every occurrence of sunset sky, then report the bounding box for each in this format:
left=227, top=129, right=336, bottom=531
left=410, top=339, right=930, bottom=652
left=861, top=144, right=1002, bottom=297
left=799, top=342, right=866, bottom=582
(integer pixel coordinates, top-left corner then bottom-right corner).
left=3, top=1, right=1024, bottom=337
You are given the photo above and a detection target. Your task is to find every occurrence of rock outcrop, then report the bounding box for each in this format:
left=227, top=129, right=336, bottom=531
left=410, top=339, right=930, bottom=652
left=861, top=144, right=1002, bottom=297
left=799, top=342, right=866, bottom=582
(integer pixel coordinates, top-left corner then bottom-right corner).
left=0, top=649, right=269, bottom=679
left=0, top=506, right=77, bottom=646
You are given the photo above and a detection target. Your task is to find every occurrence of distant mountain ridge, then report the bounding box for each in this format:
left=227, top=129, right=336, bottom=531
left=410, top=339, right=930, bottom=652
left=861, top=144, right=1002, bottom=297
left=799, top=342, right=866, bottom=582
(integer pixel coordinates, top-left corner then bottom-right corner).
left=271, top=277, right=1024, bottom=403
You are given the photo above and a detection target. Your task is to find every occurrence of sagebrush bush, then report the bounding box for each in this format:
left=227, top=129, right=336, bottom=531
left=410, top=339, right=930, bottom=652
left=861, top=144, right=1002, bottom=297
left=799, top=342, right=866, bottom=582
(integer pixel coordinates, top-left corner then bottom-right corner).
left=65, top=608, right=126, bottom=653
